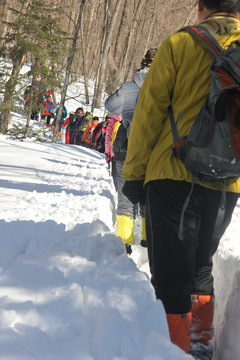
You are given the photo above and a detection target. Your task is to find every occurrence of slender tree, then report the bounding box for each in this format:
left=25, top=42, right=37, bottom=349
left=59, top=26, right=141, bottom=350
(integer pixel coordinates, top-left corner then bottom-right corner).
left=0, top=0, right=30, bottom=133
left=0, top=0, right=68, bottom=134
left=92, top=0, right=125, bottom=111
left=52, top=0, right=86, bottom=143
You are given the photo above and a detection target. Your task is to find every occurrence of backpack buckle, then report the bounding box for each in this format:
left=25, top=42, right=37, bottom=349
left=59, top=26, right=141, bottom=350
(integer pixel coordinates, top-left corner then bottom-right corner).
left=171, top=147, right=178, bottom=157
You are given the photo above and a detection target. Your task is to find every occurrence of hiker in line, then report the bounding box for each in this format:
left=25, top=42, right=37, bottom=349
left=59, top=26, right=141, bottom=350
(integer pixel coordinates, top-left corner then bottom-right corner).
left=24, top=84, right=43, bottom=121
left=41, top=89, right=55, bottom=126
left=76, top=111, right=93, bottom=144
left=62, top=111, right=75, bottom=144
left=62, top=107, right=84, bottom=144
left=105, top=49, right=157, bottom=255
left=81, top=116, right=99, bottom=147
left=93, top=114, right=112, bottom=153
left=75, top=108, right=87, bottom=145
left=51, top=104, right=68, bottom=137
left=122, top=0, right=240, bottom=356
left=105, top=114, right=122, bottom=192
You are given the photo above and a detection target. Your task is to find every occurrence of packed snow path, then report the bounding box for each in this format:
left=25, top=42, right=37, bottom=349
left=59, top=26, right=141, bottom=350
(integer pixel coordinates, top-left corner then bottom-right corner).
left=0, top=136, right=239, bottom=359
left=0, top=137, right=192, bottom=359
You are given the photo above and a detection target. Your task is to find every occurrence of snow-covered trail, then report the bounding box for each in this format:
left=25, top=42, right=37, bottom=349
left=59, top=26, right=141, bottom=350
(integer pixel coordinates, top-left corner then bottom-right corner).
left=0, top=136, right=192, bottom=360
left=212, top=201, right=240, bottom=360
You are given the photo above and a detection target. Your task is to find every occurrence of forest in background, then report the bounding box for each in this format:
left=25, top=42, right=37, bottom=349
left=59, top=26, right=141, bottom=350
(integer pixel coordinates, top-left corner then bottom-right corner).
left=0, top=0, right=198, bottom=137
left=1, top=0, right=198, bottom=88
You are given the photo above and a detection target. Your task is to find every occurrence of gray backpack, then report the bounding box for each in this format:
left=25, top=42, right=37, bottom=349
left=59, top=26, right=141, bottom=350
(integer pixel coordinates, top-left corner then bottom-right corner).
left=170, top=26, right=240, bottom=239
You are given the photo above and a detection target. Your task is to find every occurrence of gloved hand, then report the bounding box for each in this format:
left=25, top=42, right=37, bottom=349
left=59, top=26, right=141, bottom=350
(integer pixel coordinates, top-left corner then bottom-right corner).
left=122, top=180, right=145, bottom=205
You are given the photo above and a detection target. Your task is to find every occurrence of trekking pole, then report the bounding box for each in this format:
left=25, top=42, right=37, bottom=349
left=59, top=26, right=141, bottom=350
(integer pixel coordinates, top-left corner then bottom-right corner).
left=108, top=157, right=112, bottom=177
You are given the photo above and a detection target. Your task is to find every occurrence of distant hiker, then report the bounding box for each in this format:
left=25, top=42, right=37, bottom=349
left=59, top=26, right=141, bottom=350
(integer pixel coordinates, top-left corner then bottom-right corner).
left=122, top=0, right=240, bottom=356
left=24, top=84, right=43, bottom=121
left=81, top=116, right=99, bottom=147
left=76, top=111, right=93, bottom=144
left=51, top=104, right=68, bottom=136
left=74, top=108, right=86, bottom=145
left=105, top=114, right=121, bottom=191
left=41, top=89, right=55, bottom=126
left=94, top=114, right=112, bottom=153
left=62, top=108, right=78, bottom=144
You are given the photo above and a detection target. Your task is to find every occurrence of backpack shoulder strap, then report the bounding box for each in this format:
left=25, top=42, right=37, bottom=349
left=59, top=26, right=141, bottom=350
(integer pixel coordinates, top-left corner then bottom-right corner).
left=182, top=25, right=223, bottom=57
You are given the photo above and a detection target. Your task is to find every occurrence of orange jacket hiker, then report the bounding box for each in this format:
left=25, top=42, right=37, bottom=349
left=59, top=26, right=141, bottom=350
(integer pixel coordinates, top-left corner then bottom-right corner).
left=82, top=117, right=99, bottom=144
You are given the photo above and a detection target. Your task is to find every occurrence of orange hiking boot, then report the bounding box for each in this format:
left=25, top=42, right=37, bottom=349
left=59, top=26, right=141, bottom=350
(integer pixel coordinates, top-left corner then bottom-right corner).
left=166, top=312, right=192, bottom=353
left=191, top=295, right=214, bottom=344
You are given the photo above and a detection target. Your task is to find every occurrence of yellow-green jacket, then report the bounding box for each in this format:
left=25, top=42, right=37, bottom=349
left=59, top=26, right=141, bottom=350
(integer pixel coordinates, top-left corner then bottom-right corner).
left=122, top=15, right=240, bottom=193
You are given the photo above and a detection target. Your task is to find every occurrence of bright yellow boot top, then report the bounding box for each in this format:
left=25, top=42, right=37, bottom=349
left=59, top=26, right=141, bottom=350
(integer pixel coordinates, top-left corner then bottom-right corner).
left=141, top=216, right=146, bottom=241
left=116, top=215, right=134, bottom=244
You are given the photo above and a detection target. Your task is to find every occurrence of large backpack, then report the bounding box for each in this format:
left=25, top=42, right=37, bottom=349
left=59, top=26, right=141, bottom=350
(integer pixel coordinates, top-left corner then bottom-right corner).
left=79, top=114, right=92, bottom=132
left=92, top=122, right=102, bottom=144
left=94, top=121, right=110, bottom=153
left=113, top=122, right=128, bottom=160
left=68, top=114, right=77, bottom=129
left=170, top=26, right=240, bottom=182
left=170, top=26, right=240, bottom=239
left=62, top=106, right=67, bottom=119
left=87, top=122, right=98, bottom=143
left=95, top=129, right=106, bottom=153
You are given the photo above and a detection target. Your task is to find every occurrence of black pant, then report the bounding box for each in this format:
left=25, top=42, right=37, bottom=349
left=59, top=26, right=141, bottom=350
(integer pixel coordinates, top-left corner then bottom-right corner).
left=69, top=131, right=76, bottom=144
left=76, top=131, right=84, bottom=145
left=46, top=115, right=52, bottom=125
left=145, top=179, right=238, bottom=314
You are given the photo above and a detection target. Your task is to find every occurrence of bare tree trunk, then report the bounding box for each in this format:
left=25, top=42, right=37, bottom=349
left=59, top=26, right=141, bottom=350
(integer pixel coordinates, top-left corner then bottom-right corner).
left=51, top=89, right=57, bottom=106
left=91, top=0, right=109, bottom=111
left=92, top=0, right=125, bottom=110
left=24, top=110, right=32, bottom=139
left=120, top=0, right=147, bottom=82
left=112, top=0, right=127, bottom=60
left=0, top=0, right=31, bottom=134
left=0, top=54, right=24, bottom=133
left=52, top=0, right=86, bottom=143
left=143, top=1, right=156, bottom=55
left=24, top=72, right=37, bottom=138
left=80, top=0, right=97, bottom=105
left=80, top=24, right=90, bottom=104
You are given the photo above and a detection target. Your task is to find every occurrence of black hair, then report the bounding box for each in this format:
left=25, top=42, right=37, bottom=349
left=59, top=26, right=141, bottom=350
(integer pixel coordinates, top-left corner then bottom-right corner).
left=93, top=116, right=99, bottom=120
left=75, top=107, right=84, bottom=112
left=203, top=0, right=240, bottom=12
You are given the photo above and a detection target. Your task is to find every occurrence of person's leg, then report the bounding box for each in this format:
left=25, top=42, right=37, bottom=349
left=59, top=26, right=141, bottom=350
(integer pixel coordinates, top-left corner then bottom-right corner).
left=190, top=190, right=238, bottom=354
left=65, top=129, right=69, bottom=144
left=31, top=111, right=36, bottom=120
left=111, top=158, right=118, bottom=191
left=75, top=135, right=80, bottom=145
left=73, top=132, right=77, bottom=144
left=139, top=203, right=147, bottom=247
left=69, top=131, right=75, bottom=144
left=46, top=115, right=51, bottom=126
left=145, top=179, right=205, bottom=352
left=146, top=179, right=238, bottom=353
left=145, top=179, right=202, bottom=313
left=116, top=160, right=136, bottom=253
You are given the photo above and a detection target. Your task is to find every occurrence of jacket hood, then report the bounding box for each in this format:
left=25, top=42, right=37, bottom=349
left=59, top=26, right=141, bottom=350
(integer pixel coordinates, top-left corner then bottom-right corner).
left=134, top=68, right=149, bottom=88
left=112, top=114, right=122, bottom=121
left=199, top=14, right=240, bottom=38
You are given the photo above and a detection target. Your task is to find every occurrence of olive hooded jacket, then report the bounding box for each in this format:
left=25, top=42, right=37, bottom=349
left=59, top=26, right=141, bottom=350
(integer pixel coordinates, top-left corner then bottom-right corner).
left=122, top=15, right=240, bottom=193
